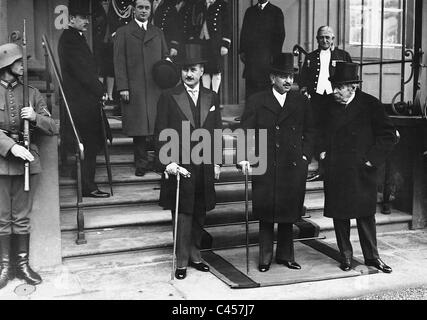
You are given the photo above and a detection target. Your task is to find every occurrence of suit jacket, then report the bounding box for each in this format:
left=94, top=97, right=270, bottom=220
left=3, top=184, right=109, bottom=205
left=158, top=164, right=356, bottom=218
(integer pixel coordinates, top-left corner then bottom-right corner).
left=320, top=90, right=397, bottom=219
left=58, top=27, right=105, bottom=140
left=240, top=89, right=315, bottom=223
left=194, top=0, right=231, bottom=49
left=114, top=20, right=168, bottom=136
left=239, top=2, right=285, bottom=83
left=155, top=84, right=222, bottom=214
left=299, top=48, right=352, bottom=94
left=0, top=80, right=57, bottom=175
left=153, top=0, right=182, bottom=51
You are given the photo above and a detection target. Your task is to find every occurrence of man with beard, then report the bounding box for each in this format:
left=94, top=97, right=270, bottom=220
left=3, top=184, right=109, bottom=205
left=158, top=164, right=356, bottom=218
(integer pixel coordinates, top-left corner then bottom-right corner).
left=320, top=62, right=396, bottom=273
left=239, top=53, right=315, bottom=272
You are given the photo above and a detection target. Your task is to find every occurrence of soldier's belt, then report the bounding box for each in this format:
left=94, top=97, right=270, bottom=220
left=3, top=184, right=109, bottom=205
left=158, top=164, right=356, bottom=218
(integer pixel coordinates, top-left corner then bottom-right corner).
left=0, top=129, right=24, bottom=144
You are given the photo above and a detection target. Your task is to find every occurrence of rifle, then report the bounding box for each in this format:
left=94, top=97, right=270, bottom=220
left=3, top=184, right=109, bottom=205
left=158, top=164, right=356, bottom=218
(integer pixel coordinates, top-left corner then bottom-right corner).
left=22, top=20, right=30, bottom=192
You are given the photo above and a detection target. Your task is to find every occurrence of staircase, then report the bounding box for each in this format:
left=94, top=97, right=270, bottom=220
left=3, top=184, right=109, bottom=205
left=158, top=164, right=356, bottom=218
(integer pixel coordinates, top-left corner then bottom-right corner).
left=58, top=104, right=412, bottom=266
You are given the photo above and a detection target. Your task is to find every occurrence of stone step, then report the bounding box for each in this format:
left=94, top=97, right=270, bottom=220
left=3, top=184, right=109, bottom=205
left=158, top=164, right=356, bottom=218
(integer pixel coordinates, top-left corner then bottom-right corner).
left=60, top=193, right=325, bottom=232
left=60, top=180, right=324, bottom=209
left=61, top=208, right=411, bottom=259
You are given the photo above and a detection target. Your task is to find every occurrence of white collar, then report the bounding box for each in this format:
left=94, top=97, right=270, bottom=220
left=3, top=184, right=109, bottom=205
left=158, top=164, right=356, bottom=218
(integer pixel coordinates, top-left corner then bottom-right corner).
left=135, top=19, right=148, bottom=30
left=259, top=1, right=269, bottom=10
left=184, top=83, right=200, bottom=93
left=272, top=87, right=287, bottom=107
left=345, top=92, right=356, bottom=106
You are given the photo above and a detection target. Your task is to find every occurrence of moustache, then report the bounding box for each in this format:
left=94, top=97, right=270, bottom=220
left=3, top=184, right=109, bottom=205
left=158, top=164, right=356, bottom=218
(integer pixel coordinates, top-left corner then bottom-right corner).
left=186, top=77, right=194, bottom=81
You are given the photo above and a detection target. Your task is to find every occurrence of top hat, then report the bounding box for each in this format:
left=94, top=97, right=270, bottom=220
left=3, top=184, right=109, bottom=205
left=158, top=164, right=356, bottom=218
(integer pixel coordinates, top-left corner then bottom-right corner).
left=329, top=62, right=362, bottom=84
left=270, top=53, right=298, bottom=75
left=68, top=0, right=91, bottom=16
left=177, top=43, right=208, bottom=66
left=0, top=43, right=24, bottom=69
left=152, top=59, right=180, bottom=89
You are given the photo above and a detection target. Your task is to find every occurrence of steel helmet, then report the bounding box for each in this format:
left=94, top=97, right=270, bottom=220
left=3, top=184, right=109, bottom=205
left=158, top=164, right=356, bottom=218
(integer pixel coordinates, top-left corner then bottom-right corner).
left=0, top=43, right=23, bottom=69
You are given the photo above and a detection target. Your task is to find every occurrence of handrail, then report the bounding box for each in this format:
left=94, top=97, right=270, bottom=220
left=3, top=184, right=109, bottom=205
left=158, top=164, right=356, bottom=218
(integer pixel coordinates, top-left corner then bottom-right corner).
left=42, top=34, right=87, bottom=245
left=42, top=35, right=84, bottom=158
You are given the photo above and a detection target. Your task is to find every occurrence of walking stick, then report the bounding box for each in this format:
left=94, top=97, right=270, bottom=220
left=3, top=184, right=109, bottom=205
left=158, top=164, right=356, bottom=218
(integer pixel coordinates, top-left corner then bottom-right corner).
left=171, top=173, right=180, bottom=281
left=244, top=163, right=250, bottom=274
left=100, top=103, right=114, bottom=196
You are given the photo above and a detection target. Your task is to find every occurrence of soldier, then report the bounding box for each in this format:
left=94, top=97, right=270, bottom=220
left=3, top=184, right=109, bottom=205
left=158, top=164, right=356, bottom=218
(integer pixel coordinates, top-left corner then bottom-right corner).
left=0, top=43, right=57, bottom=289
left=299, top=26, right=352, bottom=182
left=153, top=0, right=181, bottom=58
left=194, top=0, right=231, bottom=93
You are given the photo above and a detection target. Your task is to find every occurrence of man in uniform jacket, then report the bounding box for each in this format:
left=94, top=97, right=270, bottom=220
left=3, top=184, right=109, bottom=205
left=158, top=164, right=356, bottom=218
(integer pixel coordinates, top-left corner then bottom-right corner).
left=155, top=44, right=222, bottom=280
left=0, top=43, right=57, bottom=289
left=300, top=26, right=352, bottom=182
left=194, top=0, right=231, bottom=93
left=58, top=0, right=110, bottom=198
left=319, top=62, right=396, bottom=273
left=239, top=53, right=315, bottom=272
left=239, top=0, right=285, bottom=99
left=114, top=0, right=169, bottom=177
left=176, top=0, right=197, bottom=44
left=153, top=0, right=181, bottom=58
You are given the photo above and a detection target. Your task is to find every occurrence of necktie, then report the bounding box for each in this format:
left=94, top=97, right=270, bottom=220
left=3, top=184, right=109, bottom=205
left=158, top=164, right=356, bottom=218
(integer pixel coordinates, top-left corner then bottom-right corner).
left=258, top=3, right=263, bottom=10
left=188, top=89, right=198, bottom=105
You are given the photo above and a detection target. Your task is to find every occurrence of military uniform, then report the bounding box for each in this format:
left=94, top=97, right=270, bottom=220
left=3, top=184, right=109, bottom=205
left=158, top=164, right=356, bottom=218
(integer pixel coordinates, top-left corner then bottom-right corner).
left=153, top=0, right=182, bottom=52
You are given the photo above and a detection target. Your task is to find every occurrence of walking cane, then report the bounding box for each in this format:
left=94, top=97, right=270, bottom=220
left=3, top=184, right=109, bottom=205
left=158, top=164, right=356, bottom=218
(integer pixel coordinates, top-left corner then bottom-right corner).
left=171, top=173, right=180, bottom=281
left=244, top=163, right=250, bottom=274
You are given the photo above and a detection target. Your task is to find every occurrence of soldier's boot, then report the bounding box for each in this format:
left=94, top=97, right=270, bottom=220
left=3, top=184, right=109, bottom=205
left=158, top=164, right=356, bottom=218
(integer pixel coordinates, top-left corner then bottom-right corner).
left=14, top=234, right=42, bottom=285
left=0, top=235, right=12, bottom=289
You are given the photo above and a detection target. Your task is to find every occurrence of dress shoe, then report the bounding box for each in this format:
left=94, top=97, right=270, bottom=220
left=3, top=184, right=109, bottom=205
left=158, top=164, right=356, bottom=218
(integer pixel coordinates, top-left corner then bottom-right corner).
left=82, top=189, right=110, bottom=198
left=381, top=203, right=391, bottom=215
left=188, top=261, right=210, bottom=272
left=340, top=259, right=352, bottom=272
left=175, top=268, right=187, bottom=280
left=276, top=259, right=301, bottom=270
left=365, top=258, right=392, bottom=273
left=306, top=172, right=323, bottom=182
left=258, top=264, right=270, bottom=272
left=135, top=168, right=147, bottom=177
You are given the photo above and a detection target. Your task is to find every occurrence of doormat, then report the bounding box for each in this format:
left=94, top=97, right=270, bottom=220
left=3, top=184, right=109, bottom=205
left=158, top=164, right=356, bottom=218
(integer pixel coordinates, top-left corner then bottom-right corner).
left=201, top=239, right=379, bottom=289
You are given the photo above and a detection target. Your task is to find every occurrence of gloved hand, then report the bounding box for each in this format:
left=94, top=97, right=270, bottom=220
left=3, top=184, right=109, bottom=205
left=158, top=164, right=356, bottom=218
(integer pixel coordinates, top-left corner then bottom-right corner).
left=164, top=162, right=191, bottom=179
left=238, top=160, right=251, bottom=175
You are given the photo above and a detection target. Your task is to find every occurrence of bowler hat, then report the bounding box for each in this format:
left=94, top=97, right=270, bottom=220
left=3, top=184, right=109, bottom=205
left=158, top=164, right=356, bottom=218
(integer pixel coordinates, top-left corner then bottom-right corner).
left=152, top=59, right=180, bottom=89
left=177, top=43, right=207, bottom=66
left=270, top=53, right=298, bottom=75
left=329, top=62, right=362, bottom=84
left=0, top=43, right=24, bottom=69
left=68, top=0, right=91, bottom=16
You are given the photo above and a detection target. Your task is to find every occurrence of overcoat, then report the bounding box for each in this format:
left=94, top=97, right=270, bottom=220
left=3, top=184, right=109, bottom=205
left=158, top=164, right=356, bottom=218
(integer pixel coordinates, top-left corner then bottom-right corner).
left=58, top=27, right=105, bottom=141
left=114, top=20, right=168, bottom=136
left=240, top=89, right=315, bottom=223
left=320, top=90, right=397, bottom=219
left=299, top=48, right=352, bottom=94
left=155, top=84, right=222, bottom=215
left=239, top=2, right=285, bottom=84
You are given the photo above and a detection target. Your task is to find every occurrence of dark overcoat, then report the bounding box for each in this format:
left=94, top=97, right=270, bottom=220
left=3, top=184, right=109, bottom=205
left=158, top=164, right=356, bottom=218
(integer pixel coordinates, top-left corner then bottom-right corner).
left=58, top=27, right=105, bottom=141
left=114, top=21, right=168, bottom=136
left=155, top=84, right=222, bottom=215
left=320, top=90, right=397, bottom=219
left=299, top=48, right=352, bottom=94
left=240, top=89, right=315, bottom=223
left=239, top=2, right=285, bottom=84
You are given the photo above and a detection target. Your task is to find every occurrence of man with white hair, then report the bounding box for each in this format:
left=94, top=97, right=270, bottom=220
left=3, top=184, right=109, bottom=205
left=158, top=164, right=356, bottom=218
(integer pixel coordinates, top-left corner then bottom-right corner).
left=300, top=26, right=352, bottom=182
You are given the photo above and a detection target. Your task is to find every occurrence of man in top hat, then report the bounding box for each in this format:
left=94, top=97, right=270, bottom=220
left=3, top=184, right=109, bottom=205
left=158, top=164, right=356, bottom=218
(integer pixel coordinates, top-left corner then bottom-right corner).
left=239, top=53, right=315, bottom=272
left=299, top=26, right=352, bottom=182
left=0, top=43, right=57, bottom=289
left=58, top=0, right=110, bottom=198
left=319, top=62, right=397, bottom=273
left=114, top=0, right=169, bottom=177
left=239, top=0, right=285, bottom=99
left=154, top=43, right=222, bottom=280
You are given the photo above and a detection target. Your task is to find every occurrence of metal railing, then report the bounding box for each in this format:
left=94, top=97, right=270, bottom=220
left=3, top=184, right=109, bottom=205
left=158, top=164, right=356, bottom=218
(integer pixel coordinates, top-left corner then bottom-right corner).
left=42, top=35, right=87, bottom=245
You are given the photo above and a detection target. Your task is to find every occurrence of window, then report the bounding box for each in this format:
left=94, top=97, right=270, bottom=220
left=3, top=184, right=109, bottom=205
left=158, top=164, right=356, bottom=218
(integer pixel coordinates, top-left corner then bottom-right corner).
left=349, top=0, right=403, bottom=47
